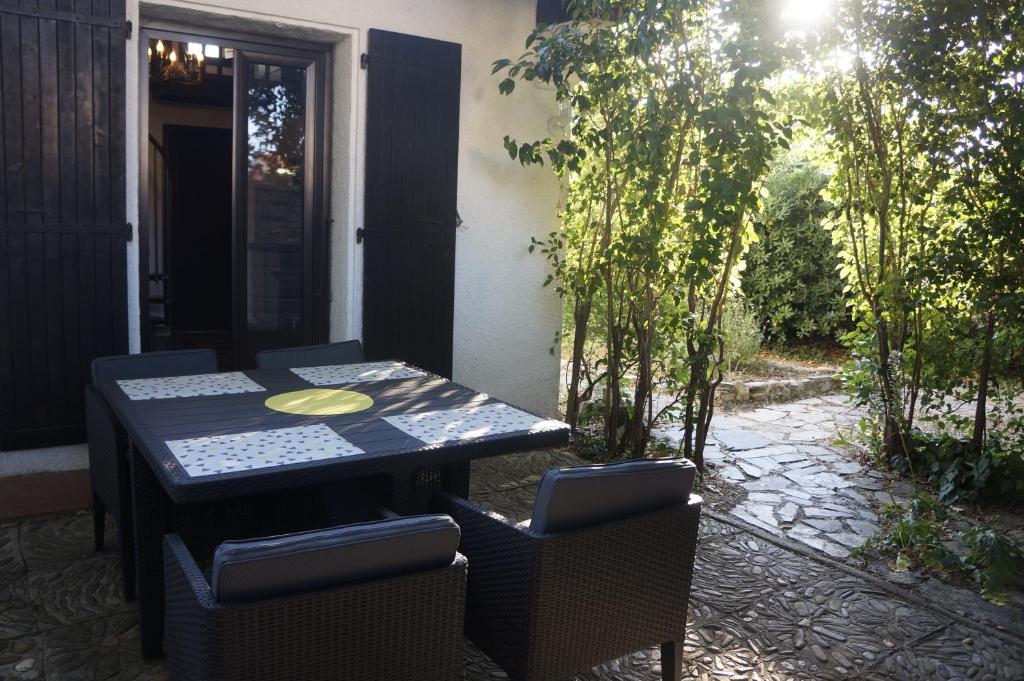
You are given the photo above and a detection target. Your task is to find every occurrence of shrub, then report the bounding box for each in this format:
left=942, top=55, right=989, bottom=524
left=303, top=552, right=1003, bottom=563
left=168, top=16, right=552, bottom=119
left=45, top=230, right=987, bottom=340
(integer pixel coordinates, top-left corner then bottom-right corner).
left=742, top=155, right=846, bottom=341
left=903, top=411, right=1024, bottom=506
left=856, top=492, right=1024, bottom=603
left=721, top=300, right=763, bottom=373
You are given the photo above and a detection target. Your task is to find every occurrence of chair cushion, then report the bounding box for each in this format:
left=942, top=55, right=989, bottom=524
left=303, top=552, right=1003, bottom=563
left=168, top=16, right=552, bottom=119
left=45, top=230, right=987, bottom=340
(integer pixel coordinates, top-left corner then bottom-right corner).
left=91, top=349, right=218, bottom=385
left=255, top=340, right=364, bottom=370
left=211, top=514, right=460, bottom=602
left=530, top=458, right=696, bottom=534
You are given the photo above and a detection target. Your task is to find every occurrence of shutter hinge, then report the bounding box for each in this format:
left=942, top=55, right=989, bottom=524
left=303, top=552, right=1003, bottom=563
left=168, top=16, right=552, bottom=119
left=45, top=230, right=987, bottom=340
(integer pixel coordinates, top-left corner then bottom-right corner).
left=124, top=19, right=133, bottom=39
left=356, top=227, right=365, bottom=244
left=125, top=222, right=134, bottom=242
left=360, top=53, right=369, bottom=70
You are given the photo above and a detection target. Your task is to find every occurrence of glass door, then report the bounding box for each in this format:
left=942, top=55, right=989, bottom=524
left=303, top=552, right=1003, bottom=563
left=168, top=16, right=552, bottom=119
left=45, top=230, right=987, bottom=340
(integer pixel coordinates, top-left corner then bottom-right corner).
left=233, top=51, right=321, bottom=366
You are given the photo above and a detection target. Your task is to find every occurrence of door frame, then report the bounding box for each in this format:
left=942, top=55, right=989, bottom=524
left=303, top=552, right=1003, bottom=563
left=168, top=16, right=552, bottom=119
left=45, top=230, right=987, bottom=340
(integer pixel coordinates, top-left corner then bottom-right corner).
left=137, top=23, right=333, bottom=363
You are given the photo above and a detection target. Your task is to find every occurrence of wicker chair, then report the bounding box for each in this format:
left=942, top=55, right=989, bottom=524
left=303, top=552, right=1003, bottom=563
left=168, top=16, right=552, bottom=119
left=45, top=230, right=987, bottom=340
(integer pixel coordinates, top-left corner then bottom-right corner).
left=86, top=349, right=218, bottom=601
left=254, top=340, right=364, bottom=369
left=163, top=514, right=467, bottom=681
left=435, top=458, right=702, bottom=681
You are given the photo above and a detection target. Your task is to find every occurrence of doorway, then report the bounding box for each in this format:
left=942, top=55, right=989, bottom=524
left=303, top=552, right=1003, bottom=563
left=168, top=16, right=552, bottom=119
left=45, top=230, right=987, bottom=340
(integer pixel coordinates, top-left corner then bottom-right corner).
left=141, top=27, right=331, bottom=369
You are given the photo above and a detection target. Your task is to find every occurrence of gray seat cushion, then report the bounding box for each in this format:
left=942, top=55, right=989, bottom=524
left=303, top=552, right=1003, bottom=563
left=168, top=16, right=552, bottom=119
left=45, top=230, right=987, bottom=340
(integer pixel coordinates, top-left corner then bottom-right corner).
left=255, top=340, right=364, bottom=370
left=530, top=458, right=696, bottom=534
left=211, top=514, right=460, bottom=602
left=91, top=349, right=218, bottom=384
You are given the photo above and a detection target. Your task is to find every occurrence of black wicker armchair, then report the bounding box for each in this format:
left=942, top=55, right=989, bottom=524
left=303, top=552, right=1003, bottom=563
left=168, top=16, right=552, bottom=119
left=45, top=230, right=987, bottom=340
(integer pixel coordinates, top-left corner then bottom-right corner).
left=254, top=340, right=364, bottom=369
left=86, top=349, right=218, bottom=600
left=435, top=458, right=702, bottom=681
left=163, top=514, right=467, bottom=681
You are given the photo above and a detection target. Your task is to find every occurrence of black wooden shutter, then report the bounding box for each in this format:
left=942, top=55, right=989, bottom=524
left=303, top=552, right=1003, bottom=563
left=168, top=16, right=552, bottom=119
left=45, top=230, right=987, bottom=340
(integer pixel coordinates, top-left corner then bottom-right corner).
left=0, top=0, right=129, bottom=450
left=362, top=29, right=460, bottom=378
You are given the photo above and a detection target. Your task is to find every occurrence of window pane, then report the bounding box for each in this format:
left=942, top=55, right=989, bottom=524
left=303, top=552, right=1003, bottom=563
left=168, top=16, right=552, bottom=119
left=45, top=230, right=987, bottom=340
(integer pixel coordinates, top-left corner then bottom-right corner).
left=245, top=62, right=306, bottom=331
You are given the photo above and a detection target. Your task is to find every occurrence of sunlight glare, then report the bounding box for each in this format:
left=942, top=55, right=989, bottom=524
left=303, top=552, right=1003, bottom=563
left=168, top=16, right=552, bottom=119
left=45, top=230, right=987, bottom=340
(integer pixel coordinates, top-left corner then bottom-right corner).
left=781, top=0, right=832, bottom=28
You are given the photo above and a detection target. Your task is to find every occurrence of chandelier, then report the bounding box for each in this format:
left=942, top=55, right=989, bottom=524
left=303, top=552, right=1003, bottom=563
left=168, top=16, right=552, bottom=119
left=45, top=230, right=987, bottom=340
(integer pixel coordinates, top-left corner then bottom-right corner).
left=148, top=40, right=204, bottom=86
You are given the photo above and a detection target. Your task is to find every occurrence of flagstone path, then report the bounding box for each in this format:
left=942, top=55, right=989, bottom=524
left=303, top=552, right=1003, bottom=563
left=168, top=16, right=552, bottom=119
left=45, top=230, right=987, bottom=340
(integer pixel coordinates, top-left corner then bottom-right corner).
left=656, top=395, right=914, bottom=561
left=653, top=394, right=1024, bottom=638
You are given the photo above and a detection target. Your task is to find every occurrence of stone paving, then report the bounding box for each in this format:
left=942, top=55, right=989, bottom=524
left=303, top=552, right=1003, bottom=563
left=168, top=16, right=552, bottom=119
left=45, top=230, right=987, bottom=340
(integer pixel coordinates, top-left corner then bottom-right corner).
left=656, top=394, right=1024, bottom=638
left=2, top=448, right=1023, bottom=680
left=656, top=395, right=913, bottom=561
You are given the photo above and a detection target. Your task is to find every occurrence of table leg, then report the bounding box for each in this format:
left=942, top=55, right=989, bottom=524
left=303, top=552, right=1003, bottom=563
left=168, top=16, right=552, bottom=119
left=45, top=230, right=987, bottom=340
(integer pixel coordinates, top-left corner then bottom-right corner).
left=129, top=447, right=168, bottom=659
left=661, top=640, right=682, bottom=681
left=443, top=461, right=471, bottom=498
left=390, top=468, right=415, bottom=514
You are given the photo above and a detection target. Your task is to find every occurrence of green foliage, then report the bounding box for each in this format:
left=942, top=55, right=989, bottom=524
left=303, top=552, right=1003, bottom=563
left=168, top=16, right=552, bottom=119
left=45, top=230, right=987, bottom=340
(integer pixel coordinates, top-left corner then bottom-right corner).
left=498, top=0, right=791, bottom=465
left=805, top=0, right=1024, bottom=494
left=960, top=528, right=1024, bottom=602
left=742, top=155, right=845, bottom=341
left=857, top=493, right=1024, bottom=603
left=855, top=493, right=959, bottom=574
left=902, top=401, right=1024, bottom=506
left=721, top=300, right=763, bottom=373
left=839, top=312, right=1024, bottom=505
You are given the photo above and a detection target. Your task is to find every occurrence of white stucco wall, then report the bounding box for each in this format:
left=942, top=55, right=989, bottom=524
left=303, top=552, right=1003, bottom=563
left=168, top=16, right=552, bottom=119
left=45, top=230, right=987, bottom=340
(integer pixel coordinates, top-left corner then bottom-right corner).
left=129, top=0, right=564, bottom=416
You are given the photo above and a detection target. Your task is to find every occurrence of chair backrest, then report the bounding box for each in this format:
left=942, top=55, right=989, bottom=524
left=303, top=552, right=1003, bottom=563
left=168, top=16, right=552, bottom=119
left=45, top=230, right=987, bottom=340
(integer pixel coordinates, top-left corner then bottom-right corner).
left=530, top=457, right=696, bottom=534
left=211, top=514, right=461, bottom=602
left=254, top=340, right=365, bottom=370
left=91, top=349, right=218, bottom=385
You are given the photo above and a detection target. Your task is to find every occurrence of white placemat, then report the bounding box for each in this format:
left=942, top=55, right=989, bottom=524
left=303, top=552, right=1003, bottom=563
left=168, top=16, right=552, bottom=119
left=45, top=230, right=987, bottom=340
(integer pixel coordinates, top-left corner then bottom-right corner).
left=166, top=424, right=364, bottom=477
left=292, top=361, right=427, bottom=386
left=384, top=403, right=565, bottom=445
left=117, top=372, right=265, bottom=400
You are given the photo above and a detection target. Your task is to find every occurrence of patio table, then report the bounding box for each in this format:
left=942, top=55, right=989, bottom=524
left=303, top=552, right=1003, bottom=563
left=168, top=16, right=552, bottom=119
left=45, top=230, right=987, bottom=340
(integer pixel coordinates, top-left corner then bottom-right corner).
left=96, top=361, right=568, bottom=658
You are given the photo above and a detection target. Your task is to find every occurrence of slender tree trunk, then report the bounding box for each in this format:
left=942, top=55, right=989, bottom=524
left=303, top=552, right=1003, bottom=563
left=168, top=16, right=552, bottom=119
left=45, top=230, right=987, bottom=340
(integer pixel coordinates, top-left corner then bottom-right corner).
left=682, top=281, right=698, bottom=464
left=683, top=351, right=706, bottom=471
left=876, top=317, right=902, bottom=457
left=629, top=282, right=655, bottom=458
left=972, top=311, right=996, bottom=451
left=853, top=12, right=905, bottom=460
left=692, top=350, right=712, bottom=473
left=602, top=121, right=619, bottom=454
left=907, top=307, right=924, bottom=431
left=564, top=297, right=593, bottom=429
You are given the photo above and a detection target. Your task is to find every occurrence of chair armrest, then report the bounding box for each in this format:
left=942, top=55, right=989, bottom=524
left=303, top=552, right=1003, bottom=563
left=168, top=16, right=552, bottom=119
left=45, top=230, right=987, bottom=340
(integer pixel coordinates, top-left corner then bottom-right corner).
left=164, top=534, right=220, bottom=679
left=432, top=493, right=540, bottom=666
left=164, top=533, right=219, bottom=610
left=433, top=492, right=537, bottom=537
left=84, top=386, right=125, bottom=505
left=375, top=505, right=401, bottom=520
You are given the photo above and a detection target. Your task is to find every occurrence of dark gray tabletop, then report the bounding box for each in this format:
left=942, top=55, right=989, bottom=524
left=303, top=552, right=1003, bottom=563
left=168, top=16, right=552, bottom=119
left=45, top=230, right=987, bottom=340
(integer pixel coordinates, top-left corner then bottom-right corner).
left=97, top=361, right=569, bottom=503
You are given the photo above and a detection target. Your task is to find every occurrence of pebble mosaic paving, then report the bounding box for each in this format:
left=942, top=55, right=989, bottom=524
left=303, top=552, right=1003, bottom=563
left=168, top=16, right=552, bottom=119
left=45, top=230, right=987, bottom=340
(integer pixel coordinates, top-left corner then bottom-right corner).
left=655, top=396, right=914, bottom=562
left=2, top=443, right=1021, bottom=679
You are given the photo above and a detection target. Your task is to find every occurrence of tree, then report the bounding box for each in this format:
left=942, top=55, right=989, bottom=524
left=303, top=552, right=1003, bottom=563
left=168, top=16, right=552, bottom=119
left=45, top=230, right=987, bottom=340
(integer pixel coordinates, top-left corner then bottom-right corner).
left=891, top=0, right=1024, bottom=451
left=497, top=0, right=789, bottom=468
left=814, top=0, right=1023, bottom=493
left=816, top=0, right=943, bottom=457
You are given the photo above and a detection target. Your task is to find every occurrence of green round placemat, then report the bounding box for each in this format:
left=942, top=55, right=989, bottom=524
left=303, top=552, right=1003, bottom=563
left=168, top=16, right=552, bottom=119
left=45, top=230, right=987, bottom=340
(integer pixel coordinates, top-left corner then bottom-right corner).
left=265, top=389, right=374, bottom=416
